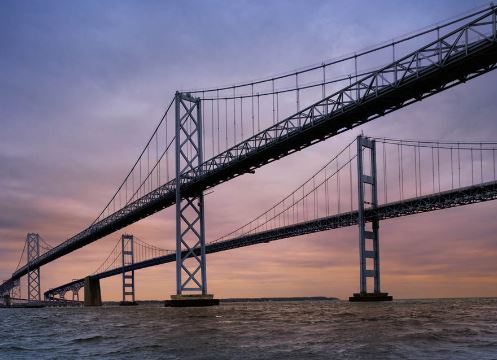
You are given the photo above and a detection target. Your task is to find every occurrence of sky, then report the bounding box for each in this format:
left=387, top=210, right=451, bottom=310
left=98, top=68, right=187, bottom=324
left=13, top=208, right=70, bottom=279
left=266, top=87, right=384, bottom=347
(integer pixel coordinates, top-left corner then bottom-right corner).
left=1, top=0, right=497, bottom=301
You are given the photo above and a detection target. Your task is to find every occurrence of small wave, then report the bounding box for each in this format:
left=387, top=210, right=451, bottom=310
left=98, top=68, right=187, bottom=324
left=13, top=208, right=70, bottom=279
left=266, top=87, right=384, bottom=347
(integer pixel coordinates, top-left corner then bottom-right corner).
left=360, top=317, right=381, bottom=322
left=71, top=335, right=105, bottom=344
left=0, top=345, right=30, bottom=351
left=336, top=311, right=356, bottom=317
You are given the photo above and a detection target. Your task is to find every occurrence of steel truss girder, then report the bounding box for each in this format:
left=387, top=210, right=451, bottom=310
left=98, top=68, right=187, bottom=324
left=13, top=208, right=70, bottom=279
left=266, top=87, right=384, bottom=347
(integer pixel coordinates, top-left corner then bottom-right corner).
left=357, top=136, right=380, bottom=294
left=175, top=92, right=207, bottom=295
left=122, top=234, right=135, bottom=302
left=27, top=233, right=41, bottom=302
left=7, top=7, right=497, bottom=292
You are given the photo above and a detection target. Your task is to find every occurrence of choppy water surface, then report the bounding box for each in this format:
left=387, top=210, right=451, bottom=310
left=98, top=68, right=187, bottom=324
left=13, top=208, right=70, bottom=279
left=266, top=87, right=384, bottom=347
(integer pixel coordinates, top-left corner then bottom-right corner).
left=1, top=298, right=496, bottom=359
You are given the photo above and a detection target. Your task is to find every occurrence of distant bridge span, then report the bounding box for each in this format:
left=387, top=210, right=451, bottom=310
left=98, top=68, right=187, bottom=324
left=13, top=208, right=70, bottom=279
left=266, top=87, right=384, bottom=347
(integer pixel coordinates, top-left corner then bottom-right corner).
left=45, top=179, right=497, bottom=299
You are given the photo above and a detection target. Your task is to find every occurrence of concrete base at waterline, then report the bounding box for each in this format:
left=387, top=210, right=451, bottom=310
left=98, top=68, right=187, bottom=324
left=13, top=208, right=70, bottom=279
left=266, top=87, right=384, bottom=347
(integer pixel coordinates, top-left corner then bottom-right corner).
left=84, top=276, right=102, bottom=306
left=165, top=294, right=220, bottom=307
left=349, top=292, right=393, bottom=302
left=119, top=301, right=138, bottom=306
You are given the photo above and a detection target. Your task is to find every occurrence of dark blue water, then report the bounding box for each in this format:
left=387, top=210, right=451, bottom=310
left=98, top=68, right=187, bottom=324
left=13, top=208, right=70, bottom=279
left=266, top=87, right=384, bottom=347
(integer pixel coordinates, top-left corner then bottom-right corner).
left=1, top=298, right=496, bottom=359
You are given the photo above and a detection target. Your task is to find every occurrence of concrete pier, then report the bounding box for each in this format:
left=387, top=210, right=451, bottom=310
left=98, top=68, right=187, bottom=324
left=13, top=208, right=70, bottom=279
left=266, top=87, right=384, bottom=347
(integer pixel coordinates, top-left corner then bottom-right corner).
left=119, top=301, right=138, bottom=306
left=165, top=294, right=219, bottom=307
left=349, top=293, right=393, bottom=302
left=84, top=276, right=102, bottom=306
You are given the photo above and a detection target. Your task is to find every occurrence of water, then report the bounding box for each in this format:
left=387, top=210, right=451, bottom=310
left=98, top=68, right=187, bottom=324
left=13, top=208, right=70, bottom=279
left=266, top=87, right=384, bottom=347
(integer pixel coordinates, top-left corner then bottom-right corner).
left=1, top=298, right=496, bottom=359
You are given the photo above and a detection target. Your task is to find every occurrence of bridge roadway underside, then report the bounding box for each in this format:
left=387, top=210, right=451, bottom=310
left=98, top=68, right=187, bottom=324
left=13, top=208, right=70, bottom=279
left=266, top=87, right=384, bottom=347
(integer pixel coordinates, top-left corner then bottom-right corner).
left=45, top=180, right=497, bottom=298
left=8, top=36, right=497, bottom=292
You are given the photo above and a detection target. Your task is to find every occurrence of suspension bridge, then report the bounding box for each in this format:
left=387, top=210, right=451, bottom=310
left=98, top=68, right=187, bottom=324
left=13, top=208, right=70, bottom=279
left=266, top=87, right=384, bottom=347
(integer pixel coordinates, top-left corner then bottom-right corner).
left=1, top=5, right=497, bottom=306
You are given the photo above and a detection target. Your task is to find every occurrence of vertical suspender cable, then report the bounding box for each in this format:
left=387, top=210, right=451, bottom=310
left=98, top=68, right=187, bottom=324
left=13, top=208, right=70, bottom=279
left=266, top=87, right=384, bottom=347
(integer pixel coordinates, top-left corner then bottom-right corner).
left=217, top=90, right=220, bottom=155
left=337, top=159, right=341, bottom=213
left=296, top=73, right=300, bottom=113
left=240, top=97, right=244, bottom=140
left=272, top=79, right=275, bottom=124
left=383, top=142, right=387, bottom=203
left=480, top=143, right=483, bottom=183
left=276, top=92, right=279, bottom=123
left=354, top=55, right=358, bottom=100
left=450, top=147, right=454, bottom=189
left=418, top=144, right=422, bottom=195
left=322, top=64, right=326, bottom=100
left=471, top=148, right=474, bottom=185
left=437, top=145, right=441, bottom=192
left=492, top=149, right=495, bottom=180
left=397, top=143, right=401, bottom=200
left=225, top=99, right=228, bottom=151
left=257, top=94, right=260, bottom=132
left=202, top=92, right=205, bottom=159
left=156, top=132, right=159, bottom=187
left=211, top=100, right=215, bottom=158
left=233, top=87, right=236, bottom=146
left=349, top=145, right=353, bottom=211
left=325, top=167, right=329, bottom=216
left=251, top=84, right=255, bottom=137
left=414, top=145, right=418, bottom=197
left=432, top=146, right=435, bottom=193
left=400, top=141, right=404, bottom=199
left=458, top=143, right=461, bottom=187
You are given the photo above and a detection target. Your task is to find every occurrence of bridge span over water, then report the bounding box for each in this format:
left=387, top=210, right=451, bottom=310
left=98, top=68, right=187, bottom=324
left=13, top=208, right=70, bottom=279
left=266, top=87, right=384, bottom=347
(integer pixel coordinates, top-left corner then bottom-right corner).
left=2, top=5, right=497, bottom=305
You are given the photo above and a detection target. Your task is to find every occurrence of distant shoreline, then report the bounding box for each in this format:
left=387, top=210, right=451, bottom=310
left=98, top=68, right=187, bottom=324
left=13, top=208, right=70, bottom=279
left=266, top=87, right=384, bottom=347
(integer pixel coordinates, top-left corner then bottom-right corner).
left=102, top=297, right=339, bottom=305
left=220, top=296, right=339, bottom=303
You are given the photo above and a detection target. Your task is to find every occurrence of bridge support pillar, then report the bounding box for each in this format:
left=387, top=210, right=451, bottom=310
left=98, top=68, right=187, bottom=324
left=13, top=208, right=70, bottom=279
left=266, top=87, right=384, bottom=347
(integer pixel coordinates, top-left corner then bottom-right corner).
left=350, top=136, right=392, bottom=302
left=10, top=279, right=20, bottom=300
left=84, top=276, right=102, bottom=306
left=72, top=289, right=79, bottom=302
left=120, top=234, right=137, bottom=306
left=26, top=233, right=41, bottom=302
left=167, top=92, right=218, bottom=307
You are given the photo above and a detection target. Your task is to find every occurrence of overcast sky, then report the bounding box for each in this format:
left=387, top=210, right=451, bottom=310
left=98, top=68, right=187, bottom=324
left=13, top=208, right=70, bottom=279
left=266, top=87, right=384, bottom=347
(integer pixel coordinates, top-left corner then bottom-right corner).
left=1, top=0, right=497, bottom=300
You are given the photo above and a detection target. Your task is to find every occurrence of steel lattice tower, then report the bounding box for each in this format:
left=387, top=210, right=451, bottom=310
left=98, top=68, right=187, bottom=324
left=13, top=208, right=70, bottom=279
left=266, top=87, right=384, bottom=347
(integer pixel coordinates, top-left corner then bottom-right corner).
left=351, top=135, right=391, bottom=301
left=26, top=233, right=41, bottom=302
left=121, top=234, right=135, bottom=303
left=174, top=92, right=208, bottom=295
